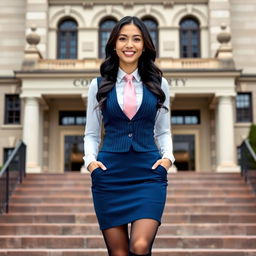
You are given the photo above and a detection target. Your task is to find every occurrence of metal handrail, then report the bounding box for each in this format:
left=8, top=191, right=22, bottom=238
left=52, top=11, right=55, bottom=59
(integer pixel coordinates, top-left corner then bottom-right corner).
left=244, top=139, right=256, bottom=162
left=0, top=140, right=26, bottom=214
left=240, top=138, right=256, bottom=193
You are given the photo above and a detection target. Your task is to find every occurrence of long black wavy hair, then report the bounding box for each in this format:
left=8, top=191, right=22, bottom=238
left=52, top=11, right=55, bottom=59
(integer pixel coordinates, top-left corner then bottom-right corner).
left=96, top=16, right=168, bottom=112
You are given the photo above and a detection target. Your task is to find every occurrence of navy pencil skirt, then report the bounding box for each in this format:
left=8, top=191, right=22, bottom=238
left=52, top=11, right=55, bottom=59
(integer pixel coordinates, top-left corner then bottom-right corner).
left=90, top=147, right=168, bottom=230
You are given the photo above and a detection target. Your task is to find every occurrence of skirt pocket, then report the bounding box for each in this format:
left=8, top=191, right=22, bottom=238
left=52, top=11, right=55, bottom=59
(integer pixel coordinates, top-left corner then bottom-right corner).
left=90, top=167, right=103, bottom=179
left=152, top=164, right=168, bottom=181
left=157, top=164, right=168, bottom=174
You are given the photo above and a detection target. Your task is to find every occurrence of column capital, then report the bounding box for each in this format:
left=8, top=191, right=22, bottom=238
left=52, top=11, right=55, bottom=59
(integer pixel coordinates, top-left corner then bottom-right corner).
left=215, top=93, right=236, bottom=98
left=23, top=96, right=40, bottom=103
left=20, top=94, right=41, bottom=98
left=21, top=96, right=49, bottom=110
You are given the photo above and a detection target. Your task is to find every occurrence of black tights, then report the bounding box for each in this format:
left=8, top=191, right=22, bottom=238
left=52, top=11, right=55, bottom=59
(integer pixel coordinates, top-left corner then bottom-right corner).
left=101, top=218, right=159, bottom=256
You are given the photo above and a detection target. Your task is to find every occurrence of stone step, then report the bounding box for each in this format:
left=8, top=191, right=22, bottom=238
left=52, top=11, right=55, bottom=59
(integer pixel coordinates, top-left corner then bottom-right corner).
left=16, top=184, right=251, bottom=189
left=0, top=235, right=256, bottom=249
left=10, top=195, right=256, bottom=204
left=23, top=173, right=246, bottom=181
left=22, top=176, right=246, bottom=184
left=13, top=188, right=253, bottom=196
left=1, top=172, right=255, bottom=255
left=22, top=174, right=245, bottom=181
left=19, top=182, right=249, bottom=188
left=1, top=248, right=256, bottom=256
left=1, top=213, right=256, bottom=224
left=25, top=172, right=242, bottom=176
left=8, top=203, right=256, bottom=213
left=18, top=176, right=250, bottom=182
left=0, top=223, right=256, bottom=236
left=20, top=179, right=247, bottom=184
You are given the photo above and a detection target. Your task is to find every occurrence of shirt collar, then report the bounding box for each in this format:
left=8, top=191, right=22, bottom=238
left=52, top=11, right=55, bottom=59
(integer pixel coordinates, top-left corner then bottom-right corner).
left=117, top=67, right=141, bottom=83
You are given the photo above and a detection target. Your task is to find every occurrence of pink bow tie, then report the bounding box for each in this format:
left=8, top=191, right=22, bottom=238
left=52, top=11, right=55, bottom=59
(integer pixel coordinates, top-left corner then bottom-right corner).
left=123, top=74, right=137, bottom=120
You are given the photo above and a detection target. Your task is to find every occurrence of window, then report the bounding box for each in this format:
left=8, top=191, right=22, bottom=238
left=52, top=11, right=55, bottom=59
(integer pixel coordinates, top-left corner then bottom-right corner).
left=99, top=18, right=117, bottom=58
left=57, top=18, right=78, bottom=59
left=236, top=93, right=252, bottom=122
left=142, top=17, right=159, bottom=56
left=180, top=17, right=200, bottom=58
left=59, top=111, right=86, bottom=126
left=171, top=110, right=200, bottom=125
left=3, top=148, right=14, bottom=163
left=4, top=95, right=20, bottom=124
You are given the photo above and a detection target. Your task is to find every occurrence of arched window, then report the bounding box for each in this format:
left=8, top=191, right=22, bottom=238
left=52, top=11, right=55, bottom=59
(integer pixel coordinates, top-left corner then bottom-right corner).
left=57, top=18, right=78, bottom=59
left=180, top=17, right=200, bottom=58
left=99, top=18, right=117, bottom=58
left=142, top=17, right=159, bottom=56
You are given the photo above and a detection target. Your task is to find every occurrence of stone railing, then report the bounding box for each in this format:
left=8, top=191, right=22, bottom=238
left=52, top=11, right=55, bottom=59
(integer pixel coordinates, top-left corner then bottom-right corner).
left=33, top=58, right=221, bottom=71
left=37, top=59, right=102, bottom=70
left=156, top=58, right=220, bottom=70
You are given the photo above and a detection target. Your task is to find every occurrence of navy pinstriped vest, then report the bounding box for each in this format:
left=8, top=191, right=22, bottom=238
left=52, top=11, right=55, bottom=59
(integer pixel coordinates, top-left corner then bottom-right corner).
left=97, top=77, right=159, bottom=152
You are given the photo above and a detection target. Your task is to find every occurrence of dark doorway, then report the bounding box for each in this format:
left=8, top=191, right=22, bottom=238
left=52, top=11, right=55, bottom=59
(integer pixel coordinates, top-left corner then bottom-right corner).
left=173, top=134, right=195, bottom=171
left=64, top=135, right=84, bottom=171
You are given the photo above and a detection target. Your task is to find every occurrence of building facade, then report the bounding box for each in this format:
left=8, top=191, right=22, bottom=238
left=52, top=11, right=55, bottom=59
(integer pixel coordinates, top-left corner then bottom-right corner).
left=0, top=0, right=255, bottom=173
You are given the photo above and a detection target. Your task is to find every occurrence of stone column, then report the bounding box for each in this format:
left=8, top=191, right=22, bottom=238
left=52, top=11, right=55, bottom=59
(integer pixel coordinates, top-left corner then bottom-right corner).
left=216, top=96, right=240, bottom=172
left=23, top=97, right=41, bottom=173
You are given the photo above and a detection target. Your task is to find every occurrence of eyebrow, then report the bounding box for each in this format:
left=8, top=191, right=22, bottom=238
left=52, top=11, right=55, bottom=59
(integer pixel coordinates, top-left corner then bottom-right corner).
left=118, top=34, right=142, bottom=37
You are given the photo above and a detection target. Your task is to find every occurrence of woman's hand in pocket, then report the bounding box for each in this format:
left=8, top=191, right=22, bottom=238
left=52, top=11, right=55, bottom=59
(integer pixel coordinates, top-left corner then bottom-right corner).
left=88, top=161, right=107, bottom=174
left=152, top=158, right=172, bottom=171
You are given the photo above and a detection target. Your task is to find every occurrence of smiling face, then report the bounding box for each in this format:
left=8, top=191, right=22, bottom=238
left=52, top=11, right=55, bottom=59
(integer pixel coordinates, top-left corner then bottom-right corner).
left=115, top=23, right=144, bottom=73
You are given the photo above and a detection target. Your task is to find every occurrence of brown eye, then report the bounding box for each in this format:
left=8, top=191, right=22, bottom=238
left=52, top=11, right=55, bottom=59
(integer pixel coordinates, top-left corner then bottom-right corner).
left=118, top=37, right=126, bottom=41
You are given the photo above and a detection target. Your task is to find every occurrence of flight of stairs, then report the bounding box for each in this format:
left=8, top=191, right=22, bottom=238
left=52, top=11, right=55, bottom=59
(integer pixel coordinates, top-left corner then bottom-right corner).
left=0, top=172, right=256, bottom=255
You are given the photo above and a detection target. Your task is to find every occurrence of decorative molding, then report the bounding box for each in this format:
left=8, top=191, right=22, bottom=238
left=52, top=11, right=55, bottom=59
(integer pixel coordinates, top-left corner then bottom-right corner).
left=49, top=0, right=208, bottom=5
left=135, top=6, right=166, bottom=26
left=123, top=2, right=134, bottom=8
left=172, top=6, right=207, bottom=27
left=145, top=5, right=152, bottom=15
left=64, top=5, right=71, bottom=15
left=238, top=74, right=256, bottom=83
left=163, top=1, right=175, bottom=8
left=0, top=77, right=20, bottom=85
left=105, top=5, right=113, bottom=15
left=90, top=8, right=122, bottom=27
left=49, top=8, right=86, bottom=28
left=82, top=1, right=94, bottom=9
left=186, top=4, right=193, bottom=14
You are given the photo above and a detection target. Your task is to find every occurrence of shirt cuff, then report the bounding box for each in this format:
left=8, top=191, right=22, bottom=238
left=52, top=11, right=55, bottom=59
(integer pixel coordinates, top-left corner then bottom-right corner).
left=162, top=152, right=175, bottom=165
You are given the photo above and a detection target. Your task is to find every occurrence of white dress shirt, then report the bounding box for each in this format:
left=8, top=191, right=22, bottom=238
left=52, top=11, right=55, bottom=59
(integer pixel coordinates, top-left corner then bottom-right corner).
left=83, top=67, right=175, bottom=169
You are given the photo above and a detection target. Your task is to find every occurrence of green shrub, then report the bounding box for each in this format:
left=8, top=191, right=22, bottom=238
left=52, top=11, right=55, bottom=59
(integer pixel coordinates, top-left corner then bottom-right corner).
left=248, top=124, right=256, bottom=151
left=248, top=124, right=256, bottom=169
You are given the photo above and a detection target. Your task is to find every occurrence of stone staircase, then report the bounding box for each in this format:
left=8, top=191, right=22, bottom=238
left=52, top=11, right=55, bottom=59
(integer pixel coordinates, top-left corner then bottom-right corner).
left=0, top=172, right=256, bottom=256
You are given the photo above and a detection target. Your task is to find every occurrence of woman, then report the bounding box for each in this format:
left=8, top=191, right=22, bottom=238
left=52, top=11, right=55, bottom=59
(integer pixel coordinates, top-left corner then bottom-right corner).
left=83, top=16, right=175, bottom=256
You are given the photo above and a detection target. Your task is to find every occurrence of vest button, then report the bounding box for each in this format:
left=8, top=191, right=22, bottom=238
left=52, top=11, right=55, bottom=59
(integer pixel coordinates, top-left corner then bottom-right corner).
left=128, top=133, right=133, bottom=137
